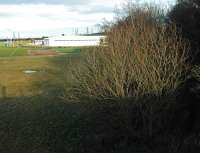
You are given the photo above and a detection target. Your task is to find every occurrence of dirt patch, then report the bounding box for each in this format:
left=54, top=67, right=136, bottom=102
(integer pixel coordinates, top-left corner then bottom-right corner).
left=28, top=50, right=58, bottom=56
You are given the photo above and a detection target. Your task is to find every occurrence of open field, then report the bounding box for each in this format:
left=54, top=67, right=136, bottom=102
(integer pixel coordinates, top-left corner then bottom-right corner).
left=0, top=46, right=82, bottom=57
left=0, top=56, right=61, bottom=97
left=0, top=47, right=28, bottom=57
left=50, top=47, right=82, bottom=54
left=0, top=46, right=83, bottom=97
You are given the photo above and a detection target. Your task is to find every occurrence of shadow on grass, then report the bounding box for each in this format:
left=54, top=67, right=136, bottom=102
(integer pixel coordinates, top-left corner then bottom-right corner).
left=1, top=94, right=200, bottom=153
left=0, top=95, right=143, bottom=153
left=31, top=52, right=84, bottom=99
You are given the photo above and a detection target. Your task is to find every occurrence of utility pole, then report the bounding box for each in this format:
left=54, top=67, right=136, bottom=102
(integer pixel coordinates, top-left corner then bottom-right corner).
left=12, top=32, right=15, bottom=47
left=86, top=27, right=89, bottom=35
left=75, top=28, right=79, bottom=35
left=18, top=32, right=20, bottom=46
left=6, top=37, right=9, bottom=47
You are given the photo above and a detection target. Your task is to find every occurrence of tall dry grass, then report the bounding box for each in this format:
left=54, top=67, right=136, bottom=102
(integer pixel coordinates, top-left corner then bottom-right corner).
left=65, top=7, right=189, bottom=100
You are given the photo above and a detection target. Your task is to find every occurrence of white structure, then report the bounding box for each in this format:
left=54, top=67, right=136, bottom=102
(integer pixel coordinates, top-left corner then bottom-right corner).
left=43, top=35, right=105, bottom=47
left=33, top=39, right=44, bottom=46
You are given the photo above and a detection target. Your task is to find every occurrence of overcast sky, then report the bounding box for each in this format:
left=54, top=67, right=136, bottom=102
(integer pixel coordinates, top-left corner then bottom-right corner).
left=0, top=0, right=175, bottom=38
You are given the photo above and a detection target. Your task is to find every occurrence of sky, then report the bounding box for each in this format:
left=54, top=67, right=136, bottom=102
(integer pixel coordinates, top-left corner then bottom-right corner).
left=0, top=0, right=175, bottom=38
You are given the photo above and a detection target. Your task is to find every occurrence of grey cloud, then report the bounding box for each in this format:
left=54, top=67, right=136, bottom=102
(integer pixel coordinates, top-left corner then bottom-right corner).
left=79, top=6, right=114, bottom=14
left=0, top=0, right=90, bottom=5
left=69, top=5, right=114, bottom=15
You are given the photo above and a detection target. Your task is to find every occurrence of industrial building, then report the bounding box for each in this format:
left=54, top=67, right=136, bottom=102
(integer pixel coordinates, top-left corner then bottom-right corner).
left=43, top=35, right=105, bottom=47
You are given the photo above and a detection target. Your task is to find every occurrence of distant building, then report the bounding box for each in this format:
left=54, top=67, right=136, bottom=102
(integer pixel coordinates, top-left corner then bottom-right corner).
left=32, top=38, right=45, bottom=46
left=43, top=35, right=106, bottom=47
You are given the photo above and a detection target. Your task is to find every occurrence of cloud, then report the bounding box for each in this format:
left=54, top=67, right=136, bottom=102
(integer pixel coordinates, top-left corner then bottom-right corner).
left=71, top=5, right=114, bottom=14
left=0, top=0, right=175, bottom=38
left=0, top=0, right=91, bottom=5
left=0, top=3, right=115, bottom=38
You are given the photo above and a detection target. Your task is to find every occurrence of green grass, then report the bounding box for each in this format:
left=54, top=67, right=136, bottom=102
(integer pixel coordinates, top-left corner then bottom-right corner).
left=0, top=47, right=28, bottom=57
left=0, top=55, right=67, bottom=97
left=0, top=46, right=84, bottom=57
left=0, top=46, right=85, bottom=97
left=0, top=96, right=137, bottom=153
left=0, top=42, right=6, bottom=47
left=53, top=47, right=81, bottom=53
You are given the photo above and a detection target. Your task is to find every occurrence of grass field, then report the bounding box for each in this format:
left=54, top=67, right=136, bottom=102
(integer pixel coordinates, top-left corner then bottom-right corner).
left=0, top=47, right=28, bottom=57
left=0, top=46, right=83, bottom=57
left=52, top=47, right=82, bottom=54
left=0, top=56, right=61, bottom=97
left=0, top=46, right=83, bottom=97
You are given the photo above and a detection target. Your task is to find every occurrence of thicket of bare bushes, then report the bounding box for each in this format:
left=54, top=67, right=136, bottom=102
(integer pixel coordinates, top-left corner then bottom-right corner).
left=65, top=7, right=189, bottom=100
left=61, top=6, right=200, bottom=153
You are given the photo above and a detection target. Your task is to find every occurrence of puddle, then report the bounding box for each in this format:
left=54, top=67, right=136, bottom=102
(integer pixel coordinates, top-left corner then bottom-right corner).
left=23, top=70, right=37, bottom=74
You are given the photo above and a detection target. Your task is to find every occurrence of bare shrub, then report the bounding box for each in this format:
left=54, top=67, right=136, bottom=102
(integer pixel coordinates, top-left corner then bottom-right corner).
left=192, top=66, right=200, bottom=81
left=65, top=7, right=189, bottom=100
